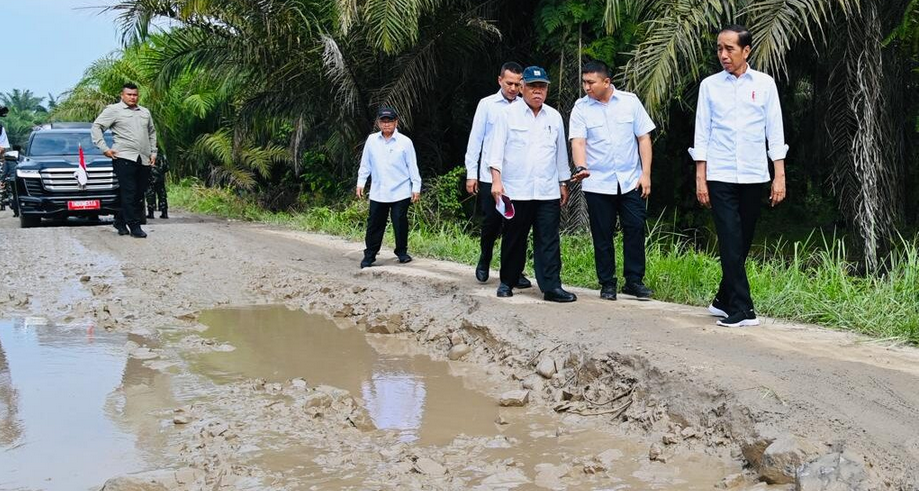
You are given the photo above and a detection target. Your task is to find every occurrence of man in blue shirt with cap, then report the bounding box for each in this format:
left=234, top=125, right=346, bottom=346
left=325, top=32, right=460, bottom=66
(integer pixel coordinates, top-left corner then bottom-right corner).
left=570, top=60, right=656, bottom=301
left=356, top=107, right=422, bottom=268
left=487, top=66, right=577, bottom=303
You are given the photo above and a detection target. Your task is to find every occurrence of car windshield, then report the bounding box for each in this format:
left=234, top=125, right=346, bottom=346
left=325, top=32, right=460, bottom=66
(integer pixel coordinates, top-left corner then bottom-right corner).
left=28, top=132, right=113, bottom=157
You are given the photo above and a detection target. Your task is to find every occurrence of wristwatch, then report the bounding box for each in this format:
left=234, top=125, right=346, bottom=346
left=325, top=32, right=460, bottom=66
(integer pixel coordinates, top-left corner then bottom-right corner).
left=572, top=165, right=587, bottom=177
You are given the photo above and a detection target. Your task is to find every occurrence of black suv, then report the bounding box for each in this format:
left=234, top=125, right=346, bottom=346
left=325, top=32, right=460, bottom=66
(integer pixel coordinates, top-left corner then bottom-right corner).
left=12, top=123, right=119, bottom=228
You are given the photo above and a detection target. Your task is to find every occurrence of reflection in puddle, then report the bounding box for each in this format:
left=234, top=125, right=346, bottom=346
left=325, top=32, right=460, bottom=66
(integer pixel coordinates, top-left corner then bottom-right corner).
left=194, top=306, right=738, bottom=489
left=0, top=319, right=148, bottom=491
left=195, top=305, right=498, bottom=444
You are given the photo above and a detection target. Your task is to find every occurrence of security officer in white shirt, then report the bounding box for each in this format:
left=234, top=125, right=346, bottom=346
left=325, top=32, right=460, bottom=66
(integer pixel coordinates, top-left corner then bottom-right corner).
left=356, top=107, right=422, bottom=268
left=464, top=62, right=532, bottom=289
left=570, top=61, right=656, bottom=302
left=488, top=66, right=576, bottom=303
left=689, top=25, right=788, bottom=328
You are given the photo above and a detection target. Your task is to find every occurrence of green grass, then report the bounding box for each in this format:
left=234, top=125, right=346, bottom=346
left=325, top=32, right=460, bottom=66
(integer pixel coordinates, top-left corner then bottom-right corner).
left=171, top=182, right=919, bottom=344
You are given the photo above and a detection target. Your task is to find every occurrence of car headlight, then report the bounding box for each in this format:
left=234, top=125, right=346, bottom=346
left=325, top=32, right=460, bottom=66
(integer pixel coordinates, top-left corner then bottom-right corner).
left=16, top=168, right=40, bottom=178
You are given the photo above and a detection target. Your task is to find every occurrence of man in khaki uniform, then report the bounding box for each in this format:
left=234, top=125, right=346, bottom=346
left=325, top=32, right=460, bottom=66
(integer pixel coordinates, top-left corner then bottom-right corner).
left=92, top=82, right=158, bottom=238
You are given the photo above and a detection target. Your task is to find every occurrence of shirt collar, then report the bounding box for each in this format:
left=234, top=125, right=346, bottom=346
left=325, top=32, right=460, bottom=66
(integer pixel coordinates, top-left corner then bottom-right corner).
left=494, top=89, right=519, bottom=104
left=377, top=128, right=400, bottom=141
left=722, top=64, right=755, bottom=81
left=587, top=87, right=619, bottom=105
left=517, top=100, right=545, bottom=117
left=118, top=101, right=140, bottom=110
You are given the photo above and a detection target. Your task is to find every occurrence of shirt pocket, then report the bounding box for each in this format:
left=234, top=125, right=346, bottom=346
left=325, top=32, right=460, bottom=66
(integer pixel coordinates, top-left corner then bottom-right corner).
left=508, top=126, right=528, bottom=148
left=586, top=118, right=607, bottom=142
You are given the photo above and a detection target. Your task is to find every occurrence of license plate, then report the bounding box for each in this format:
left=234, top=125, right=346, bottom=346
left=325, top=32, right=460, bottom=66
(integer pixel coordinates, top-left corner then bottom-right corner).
left=67, top=200, right=101, bottom=210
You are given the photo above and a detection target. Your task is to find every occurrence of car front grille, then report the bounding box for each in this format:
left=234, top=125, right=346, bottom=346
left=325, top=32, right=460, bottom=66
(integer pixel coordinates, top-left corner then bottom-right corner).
left=40, top=167, right=118, bottom=192
left=24, top=179, right=43, bottom=196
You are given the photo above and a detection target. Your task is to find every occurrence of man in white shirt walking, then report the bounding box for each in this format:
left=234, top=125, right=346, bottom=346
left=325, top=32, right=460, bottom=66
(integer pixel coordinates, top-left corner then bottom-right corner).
left=488, top=66, right=577, bottom=303
left=689, top=25, right=788, bottom=327
left=570, top=60, right=656, bottom=301
left=464, top=62, right=532, bottom=289
left=356, top=107, right=422, bottom=268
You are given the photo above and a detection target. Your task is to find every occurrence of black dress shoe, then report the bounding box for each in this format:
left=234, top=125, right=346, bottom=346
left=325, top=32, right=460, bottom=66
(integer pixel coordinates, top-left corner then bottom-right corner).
left=496, top=283, right=513, bottom=298
left=600, top=284, right=617, bottom=300
left=622, top=281, right=653, bottom=300
left=160, top=210, right=169, bottom=219
left=129, top=226, right=147, bottom=238
left=397, top=255, right=413, bottom=264
left=116, top=226, right=130, bottom=236
left=515, top=275, right=532, bottom=289
left=475, top=256, right=490, bottom=282
left=360, top=257, right=375, bottom=268
left=544, top=287, right=577, bottom=303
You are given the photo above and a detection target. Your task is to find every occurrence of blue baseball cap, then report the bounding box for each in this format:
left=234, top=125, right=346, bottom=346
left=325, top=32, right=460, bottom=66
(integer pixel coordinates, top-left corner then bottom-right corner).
left=377, top=107, right=398, bottom=120
left=522, top=66, right=550, bottom=84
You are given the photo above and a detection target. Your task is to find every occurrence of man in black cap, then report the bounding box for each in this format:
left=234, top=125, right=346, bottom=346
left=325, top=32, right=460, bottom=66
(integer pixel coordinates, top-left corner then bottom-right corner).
left=356, top=107, right=422, bottom=268
left=487, top=66, right=577, bottom=303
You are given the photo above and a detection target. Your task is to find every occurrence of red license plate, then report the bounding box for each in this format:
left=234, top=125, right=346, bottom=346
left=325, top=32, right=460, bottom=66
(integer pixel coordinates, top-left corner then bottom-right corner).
left=67, top=200, right=101, bottom=210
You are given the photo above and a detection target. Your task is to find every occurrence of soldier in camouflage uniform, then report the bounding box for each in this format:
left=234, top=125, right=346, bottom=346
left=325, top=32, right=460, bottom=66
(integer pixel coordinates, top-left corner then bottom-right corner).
left=145, top=153, right=169, bottom=219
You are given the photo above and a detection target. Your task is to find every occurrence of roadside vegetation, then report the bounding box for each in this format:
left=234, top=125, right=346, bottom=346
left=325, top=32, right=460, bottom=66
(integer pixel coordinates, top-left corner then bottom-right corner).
left=41, top=0, right=917, bottom=343
left=171, top=179, right=919, bottom=344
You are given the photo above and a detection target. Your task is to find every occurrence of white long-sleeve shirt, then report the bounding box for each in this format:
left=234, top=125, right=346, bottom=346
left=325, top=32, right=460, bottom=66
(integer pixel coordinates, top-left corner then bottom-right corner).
left=688, top=66, right=788, bottom=183
left=464, top=89, right=520, bottom=183
left=356, top=129, right=422, bottom=203
left=569, top=89, right=655, bottom=195
left=487, top=101, right=569, bottom=201
left=0, top=126, right=9, bottom=149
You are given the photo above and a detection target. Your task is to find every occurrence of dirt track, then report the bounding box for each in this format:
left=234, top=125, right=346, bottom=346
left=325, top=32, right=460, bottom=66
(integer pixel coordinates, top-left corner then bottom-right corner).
left=0, top=212, right=916, bottom=490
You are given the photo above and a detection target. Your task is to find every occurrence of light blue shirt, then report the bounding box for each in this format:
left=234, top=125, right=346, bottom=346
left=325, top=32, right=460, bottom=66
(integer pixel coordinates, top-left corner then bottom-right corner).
left=0, top=127, right=9, bottom=149
left=487, top=101, right=569, bottom=201
left=688, top=66, right=788, bottom=183
left=464, top=89, right=520, bottom=183
left=569, top=89, right=655, bottom=195
left=356, top=129, right=422, bottom=203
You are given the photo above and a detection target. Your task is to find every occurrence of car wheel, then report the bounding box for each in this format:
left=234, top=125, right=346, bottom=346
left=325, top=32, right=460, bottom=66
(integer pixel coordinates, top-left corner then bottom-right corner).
left=19, top=213, right=40, bottom=228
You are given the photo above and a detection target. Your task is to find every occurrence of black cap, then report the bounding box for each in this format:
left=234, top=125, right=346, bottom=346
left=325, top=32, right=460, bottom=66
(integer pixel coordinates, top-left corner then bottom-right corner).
left=0, top=106, right=8, bottom=118
left=377, top=107, right=398, bottom=120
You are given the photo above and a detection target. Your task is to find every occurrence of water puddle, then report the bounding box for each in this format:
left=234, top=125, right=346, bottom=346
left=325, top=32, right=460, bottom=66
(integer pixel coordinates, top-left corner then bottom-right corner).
left=0, top=319, right=156, bottom=491
left=193, top=306, right=499, bottom=445
left=192, top=306, right=737, bottom=489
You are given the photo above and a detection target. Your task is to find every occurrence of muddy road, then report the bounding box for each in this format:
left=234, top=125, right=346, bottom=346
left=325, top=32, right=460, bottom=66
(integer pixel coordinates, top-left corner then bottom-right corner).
left=0, top=212, right=916, bottom=490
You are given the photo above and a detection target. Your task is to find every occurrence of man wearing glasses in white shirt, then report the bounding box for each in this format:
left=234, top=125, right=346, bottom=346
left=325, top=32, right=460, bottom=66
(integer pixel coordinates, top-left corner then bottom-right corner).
left=689, top=25, right=788, bottom=328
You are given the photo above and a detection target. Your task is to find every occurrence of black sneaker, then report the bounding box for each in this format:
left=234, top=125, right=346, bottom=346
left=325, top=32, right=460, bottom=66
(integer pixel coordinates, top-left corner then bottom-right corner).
left=708, top=297, right=729, bottom=318
left=600, top=284, right=617, bottom=300
left=397, top=255, right=413, bottom=264
left=717, top=309, right=760, bottom=327
left=360, top=257, right=375, bottom=269
left=622, top=281, right=653, bottom=300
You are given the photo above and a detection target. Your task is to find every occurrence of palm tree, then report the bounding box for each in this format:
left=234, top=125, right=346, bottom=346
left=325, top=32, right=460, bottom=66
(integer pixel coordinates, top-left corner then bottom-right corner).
left=0, top=89, right=47, bottom=113
left=601, top=0, right=916, bottom=270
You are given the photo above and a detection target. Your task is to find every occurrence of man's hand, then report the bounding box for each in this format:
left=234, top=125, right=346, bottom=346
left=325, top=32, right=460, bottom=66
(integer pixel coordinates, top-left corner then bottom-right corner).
left=355, top=186, right=364, bottom=199
left=150, top=155, right=157, bottom=167
left=465, top=179, right=478, bottom=195
left=490, top=179, right=503, bottom=203
left=696, top=179, right=710, bottom=208
left=104, top=150, right=118, bottom=159
left=560, top=184, right=570, bottom=206
left=769, top=175, right=786, bottom=207
left=636, top=173, right=651, bottom=199
left=571, top=166, right=590, bottom=182
left=411, top=192, right=420, bottom=203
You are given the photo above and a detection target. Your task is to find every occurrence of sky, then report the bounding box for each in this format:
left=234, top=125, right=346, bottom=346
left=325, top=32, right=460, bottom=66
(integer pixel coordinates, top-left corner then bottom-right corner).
left=1, top=0, right=124, bottom=104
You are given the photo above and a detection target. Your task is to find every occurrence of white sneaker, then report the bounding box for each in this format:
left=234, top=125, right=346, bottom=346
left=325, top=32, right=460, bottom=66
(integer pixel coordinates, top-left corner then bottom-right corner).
left=708, top=303, right=729, bottom=318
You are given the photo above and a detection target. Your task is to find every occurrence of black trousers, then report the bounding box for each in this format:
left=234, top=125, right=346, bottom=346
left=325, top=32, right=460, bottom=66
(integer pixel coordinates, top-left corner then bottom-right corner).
left=477, top=181, right=504, bottom=262
left=500, top=199, right=561, bottom=292
left=113, top=157, right=151, bottom=228
left=708, top=181, right=763, bottom=314
left=364, top=198, right=411, bottom=259
left=585, top=188, right=647, bottom=287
